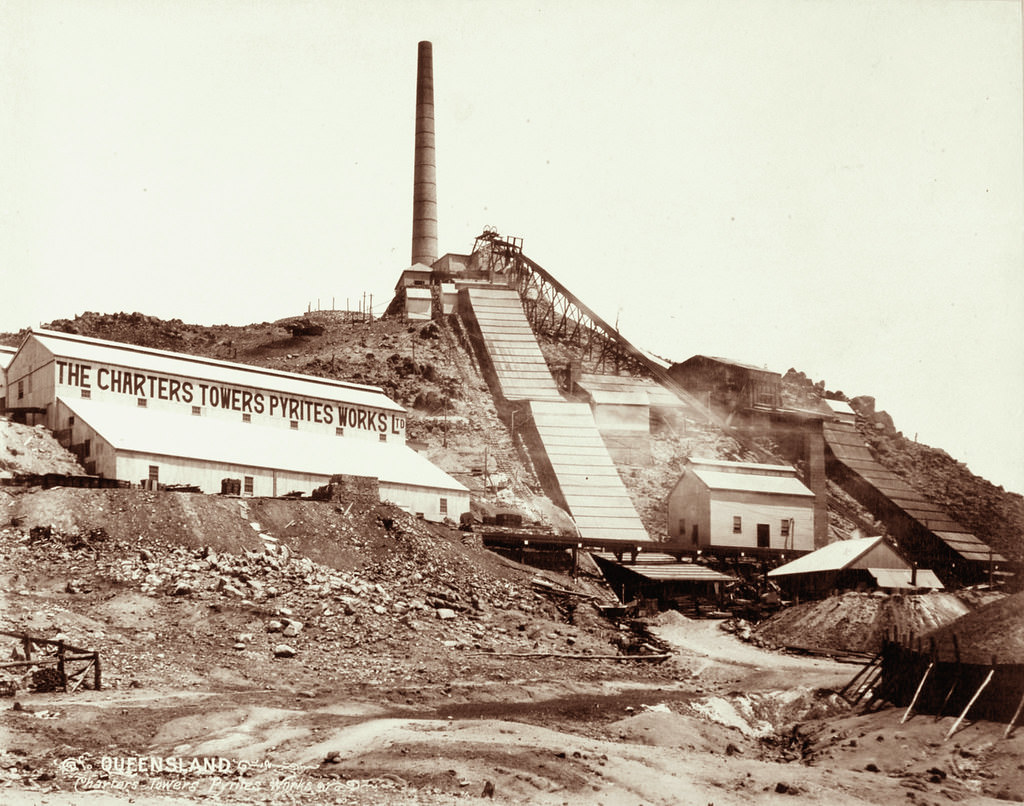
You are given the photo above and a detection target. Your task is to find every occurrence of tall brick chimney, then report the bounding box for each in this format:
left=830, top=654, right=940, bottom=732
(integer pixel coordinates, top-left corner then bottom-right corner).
left=411, top=41, right=438, bottom=266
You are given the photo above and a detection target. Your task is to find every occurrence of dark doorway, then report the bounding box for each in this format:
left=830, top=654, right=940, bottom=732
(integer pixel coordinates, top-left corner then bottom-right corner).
left=756, top=523, right=770, bottom=548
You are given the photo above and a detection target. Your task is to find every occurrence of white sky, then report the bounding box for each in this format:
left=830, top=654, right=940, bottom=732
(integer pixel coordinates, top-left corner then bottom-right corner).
left=2, top=1, right=1022, bottom=493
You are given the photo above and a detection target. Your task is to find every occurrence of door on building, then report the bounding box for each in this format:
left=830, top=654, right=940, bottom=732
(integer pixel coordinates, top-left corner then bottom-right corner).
left=756, top=523, right=770, bottom=548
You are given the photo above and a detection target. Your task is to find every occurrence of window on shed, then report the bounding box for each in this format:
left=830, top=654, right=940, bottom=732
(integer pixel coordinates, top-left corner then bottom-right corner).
left=440, top=497, right=448, bottom=515
left=68, top=416, right=75, bottom=425
left=242, top=412, right=251, bottom=423
left=335, top=426, right=344, bottom=436
left=192, top=406, right=202, bottom=416
left=379, top=432, right=387, bottom=442
left=148, top=465, right=159, bottom=481
left=81, top=389, right=91, bottom=399
left=83, top=439, right=91, bottom=456
left=244, top=476, right=254, bottom=495
left=691, top=524, right=699, bottom=544
left=732, top=516, right=742, bottom=534
left=17, top=380, right=24, bottom=399
left=780, top=519, right=791, bottom=538
left=290, top=420, right=299, bottom=430
left=756, top=523, right=770, bottom=548
left=678, top=518, right=686, bottom=537
left=137, top=398, right=147, bottom=408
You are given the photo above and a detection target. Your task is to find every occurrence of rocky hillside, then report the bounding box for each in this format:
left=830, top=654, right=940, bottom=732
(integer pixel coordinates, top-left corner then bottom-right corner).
left=3, top=312, right=1020, bottom=563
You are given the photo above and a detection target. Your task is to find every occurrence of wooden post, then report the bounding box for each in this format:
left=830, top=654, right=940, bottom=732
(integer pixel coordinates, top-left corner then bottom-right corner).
left=945, top=668, right=994, bottom=741
left=1003, top=689, right=1024, bottom=740
left=901, top=661, right=934, bottom=724
left=93, top=652, right=102, bottom=691
left=57, top=640, right=67, bottom=692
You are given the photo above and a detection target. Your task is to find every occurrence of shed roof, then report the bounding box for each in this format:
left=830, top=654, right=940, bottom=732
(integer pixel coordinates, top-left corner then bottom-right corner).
left=688, top=458, right=798, bottom=475
left=24, top=330, right=402, bottom=412
left=577, top=374, right=684, bottom=408
left=768, top=536, right=893, bottom=577
left=61, top=397, right=466, bottom=493
left=689, top=467, right=813, bottom=498
left=867, top=568, right=944, bottom=590
left=592, top=552, right=737, bottom=583
left=823, top=399, right=856, bottom=417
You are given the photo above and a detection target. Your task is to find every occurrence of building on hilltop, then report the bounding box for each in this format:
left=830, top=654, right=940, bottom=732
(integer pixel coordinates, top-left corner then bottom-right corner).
left=3, top=329, right=468, bottom=521
left=667, top=458, right=816, bottom=557
left=668, top=355, right=783, bottom=417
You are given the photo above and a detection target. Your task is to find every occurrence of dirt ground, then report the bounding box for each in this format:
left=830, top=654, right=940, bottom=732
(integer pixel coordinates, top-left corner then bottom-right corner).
left=2, top=508, right=1022, bottom=806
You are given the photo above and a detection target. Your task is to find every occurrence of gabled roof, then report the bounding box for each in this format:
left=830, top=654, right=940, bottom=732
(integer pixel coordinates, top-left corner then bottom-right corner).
left=768, top=536, right=893, bottom=577
left=22, top=330, right=402, bottom=412
left=685, top=459, right=813, bottom=498
left=61, top=396, right=466, bottom=493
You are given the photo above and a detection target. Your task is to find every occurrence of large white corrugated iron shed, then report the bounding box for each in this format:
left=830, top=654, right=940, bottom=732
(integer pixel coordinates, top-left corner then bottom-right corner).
left=62, top=396, right=466, bottom=493
left=26, top=329, right=403, bottom=412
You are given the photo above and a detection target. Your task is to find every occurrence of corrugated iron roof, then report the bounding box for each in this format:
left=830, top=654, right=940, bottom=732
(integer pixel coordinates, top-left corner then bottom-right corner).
left=61, top=397, right=466, bottom=493
left=823, top=420, right=1003, bottom=565
left=689, top=458, right=799, bottom=475
left=464, top=287, right=563, bottom=402
left=529, top=400, right=649, bottom=543
left=933, top=531, right=1006, bottom=563
left=868, top=568, right=944, bottom=590
left=592, top=552, right=737, bottom=583
left=26, top=330, right=403, bottom=412
left=768, top=536, right=888, bottom=577
left=577, top=373, right=684, bottom=408
left=690, top=468, right=814, bottom=497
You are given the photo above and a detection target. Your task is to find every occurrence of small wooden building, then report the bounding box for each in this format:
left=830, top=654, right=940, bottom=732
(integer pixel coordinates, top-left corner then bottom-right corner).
left=667, top=458, right=815, bottom=555
left=767, top=535, right=943, bottom=599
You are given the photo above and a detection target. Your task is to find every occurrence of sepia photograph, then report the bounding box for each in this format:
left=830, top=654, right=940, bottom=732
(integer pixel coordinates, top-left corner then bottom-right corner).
left=1, top=1, right=1022, bottom=803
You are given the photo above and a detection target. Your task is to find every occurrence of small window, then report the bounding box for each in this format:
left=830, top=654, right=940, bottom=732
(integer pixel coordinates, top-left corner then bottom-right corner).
left=335, top=426, right=344, bottom=436
left=17, top=380, right=23, bottom=399
left=243, top=476, right=254, bottom=495
left=677, top=518, right=686, bottom=537
left=290, top=420, right=299, bottom=430
left=83, top=439, right=91, bottom=456
left=242, top=412, right=251, bottom=423
left=440, top=497, right=448, bottom=515
left=137, top=398, right=147, bottom=408
left=192, top=406, right=202, bottom=416
left=691, top=523, right=699, bottom=544
left=68, top=416, right=75, bottom=425
left=378, top=432, right=387, bottom=442
left=780, top=520, right=791, bottom=538
left=148, top=465, right=159, bottom=482
left=81, top=389, right=91, bottom=399
left=732, top=516, right=742, bottom=534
